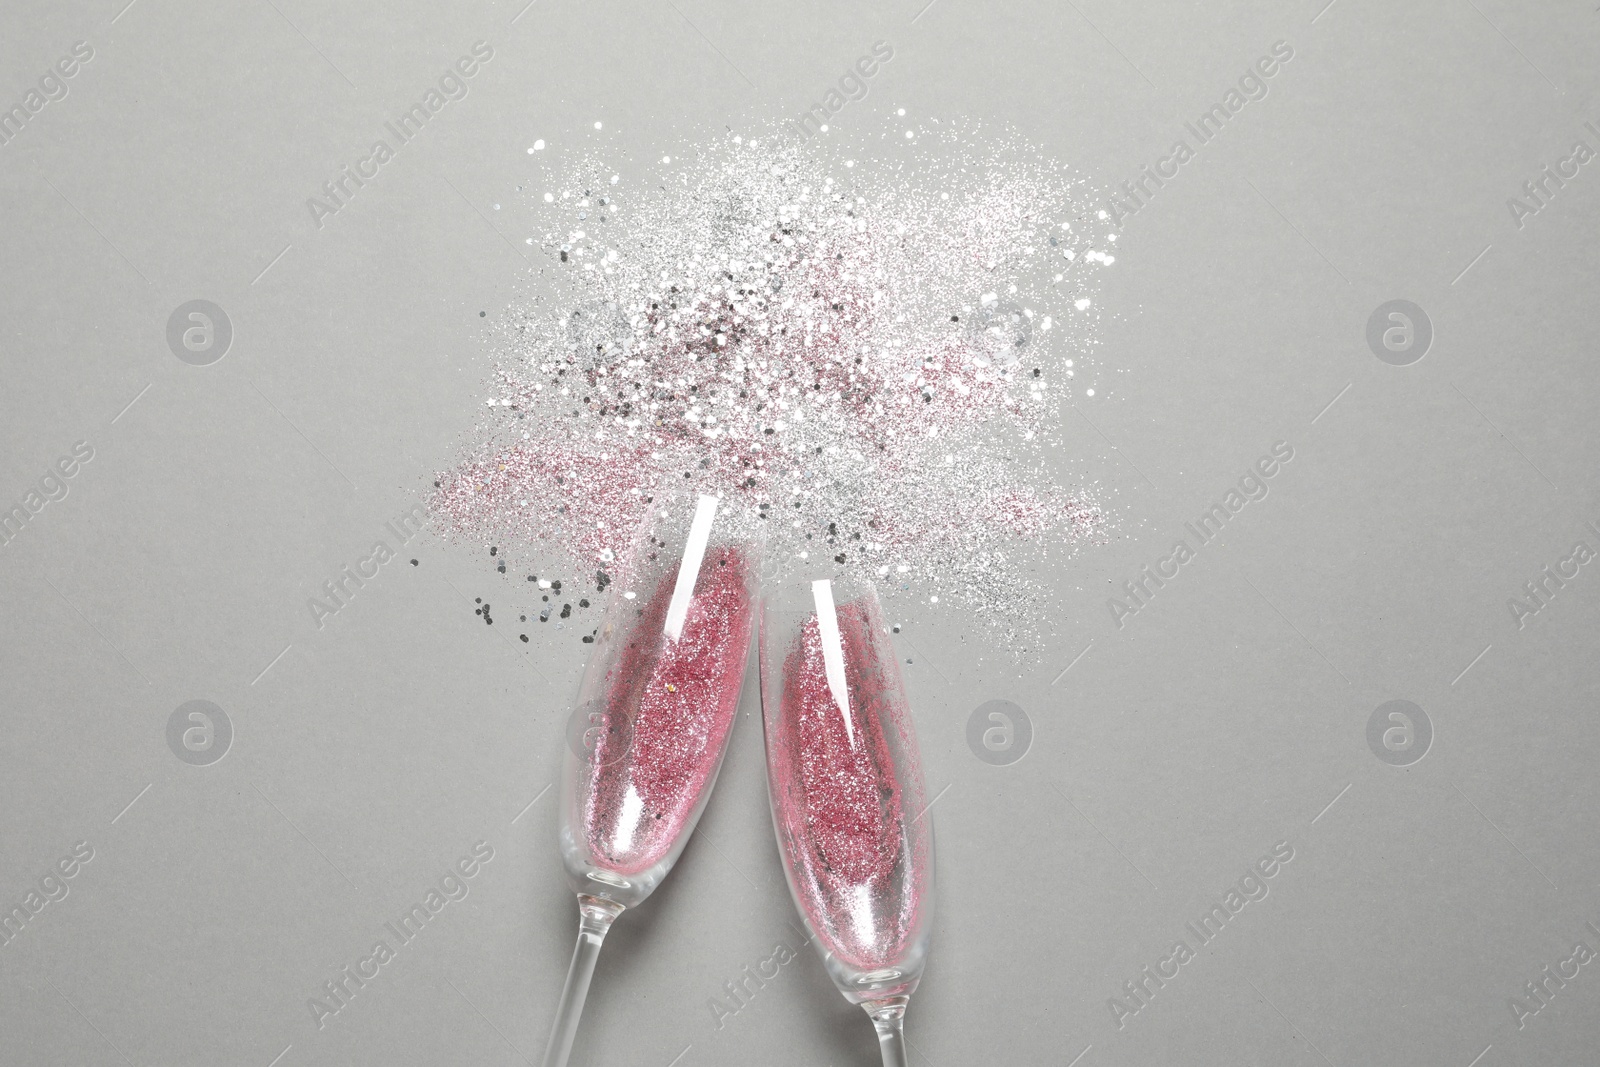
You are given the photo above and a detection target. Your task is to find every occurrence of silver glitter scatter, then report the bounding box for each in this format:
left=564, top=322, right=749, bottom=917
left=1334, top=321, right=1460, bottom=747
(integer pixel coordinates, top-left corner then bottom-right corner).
left=435, top=119, right=1116, bottom=651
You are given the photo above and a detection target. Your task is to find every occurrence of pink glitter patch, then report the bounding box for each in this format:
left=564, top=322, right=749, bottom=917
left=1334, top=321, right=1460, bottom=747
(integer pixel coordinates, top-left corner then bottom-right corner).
left=768, top=597, right=929, bottom=972
left=581, top=546, right=755, bottom=876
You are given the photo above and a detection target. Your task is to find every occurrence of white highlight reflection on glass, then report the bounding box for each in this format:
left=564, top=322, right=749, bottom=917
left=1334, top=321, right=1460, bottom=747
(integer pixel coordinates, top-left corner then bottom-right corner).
left=614, top=784, right=645, bottom=856
left=849, top=883, right=876, bottom=948
left=811, top=578, right=854, bottom=745
left=663, top=494, right=719, bottom=642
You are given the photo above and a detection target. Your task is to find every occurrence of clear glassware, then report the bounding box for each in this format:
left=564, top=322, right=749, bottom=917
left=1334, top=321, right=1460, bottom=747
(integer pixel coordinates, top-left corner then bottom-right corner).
left=540, top=494, right=760, bottom=1067
left=758, top=576, right=936, bottom=1067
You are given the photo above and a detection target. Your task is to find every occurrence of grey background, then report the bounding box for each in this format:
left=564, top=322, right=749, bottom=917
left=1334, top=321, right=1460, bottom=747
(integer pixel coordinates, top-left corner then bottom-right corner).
left=2, top=0, right=1598, bottom=1064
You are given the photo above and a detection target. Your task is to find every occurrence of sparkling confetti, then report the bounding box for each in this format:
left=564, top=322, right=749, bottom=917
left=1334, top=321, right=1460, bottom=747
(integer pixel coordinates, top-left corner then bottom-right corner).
left=434, top=120, right=1114, bottom=648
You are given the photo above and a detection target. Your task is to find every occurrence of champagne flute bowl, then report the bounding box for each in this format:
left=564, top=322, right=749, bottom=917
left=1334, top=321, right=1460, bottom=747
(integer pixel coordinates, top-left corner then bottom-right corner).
left=541, top=494, right=759, bottom=1067
left=759, top=575, right=935, bottom=1067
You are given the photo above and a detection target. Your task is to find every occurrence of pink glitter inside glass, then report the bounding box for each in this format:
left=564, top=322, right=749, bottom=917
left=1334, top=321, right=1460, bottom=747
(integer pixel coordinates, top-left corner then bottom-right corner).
left=581, top=546, right=754, bottom=876
left=769, top=599, right=928, bottom=971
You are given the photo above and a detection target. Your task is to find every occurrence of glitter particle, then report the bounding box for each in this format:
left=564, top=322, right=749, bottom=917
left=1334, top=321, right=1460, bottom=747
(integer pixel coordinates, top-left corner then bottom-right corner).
left=432, top=121, right=1111, bottom=649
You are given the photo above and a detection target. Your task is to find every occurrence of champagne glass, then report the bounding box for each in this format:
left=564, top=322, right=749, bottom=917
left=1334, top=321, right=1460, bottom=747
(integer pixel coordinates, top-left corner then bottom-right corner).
left=759, top=576, right=936, bottom=1067
left=541, top=494, right=759, bottom=1067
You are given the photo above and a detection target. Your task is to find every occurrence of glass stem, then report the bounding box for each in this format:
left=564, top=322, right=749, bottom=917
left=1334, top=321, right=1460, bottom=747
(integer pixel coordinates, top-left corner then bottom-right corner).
left=540, top=895, right=625, bottom=1067
left=863, top=995, right=910, bottom=1067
